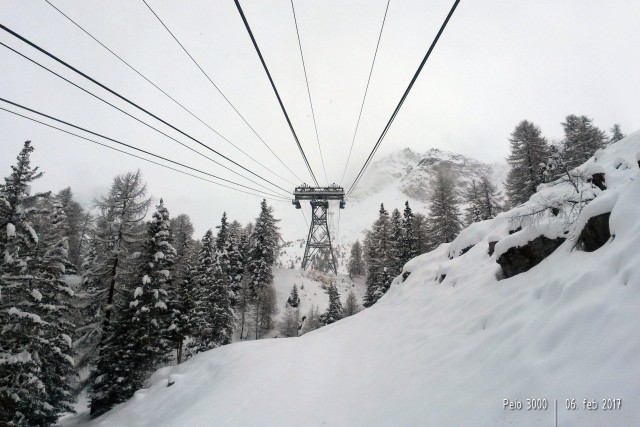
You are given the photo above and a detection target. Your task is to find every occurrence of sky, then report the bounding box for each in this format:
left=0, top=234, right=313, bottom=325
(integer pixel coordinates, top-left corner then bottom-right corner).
left=1, top=0, right=639, bottom=237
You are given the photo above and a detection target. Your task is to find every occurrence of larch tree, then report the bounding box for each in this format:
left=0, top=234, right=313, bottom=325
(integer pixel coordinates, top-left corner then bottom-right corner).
left=347, top=240, right=365, bottom=278
left=343, top=289, right=361, bottom=317
left=504, top=120, right=550, bottom=207
left=608, top=124, right=625, bottom=145
left=89, top=199, right=175, bottom=417
left=427, top=168, right=463, bottom=245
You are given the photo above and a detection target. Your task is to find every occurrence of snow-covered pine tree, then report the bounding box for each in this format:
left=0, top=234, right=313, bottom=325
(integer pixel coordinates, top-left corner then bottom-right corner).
left=363, top=204, right=391, bottom=308
left=343, top=289, right=360, bottom=317
left=608, top=124, right=625, bottom=145
left=287, top=283, right=300, bottom=307
left=388, top=208, right=404, bottom=275
left=226, top=223, right=244, bottom=304
left=189, top=229, right=216, bottom=353
left=169, top=241, right=197, bottom=363
left=561, top=115, right=606, bottom=171
left=401, top=201, right=419, bottom=265
left=0, top=141, right=76, bottom=426
left=347, top=240, right=365, bottom=278
left=427, top=168, right=463, bottom=245
left=504, top=120, right=550, bottom=207
left=247, top=200, right=280, bottom=339
left=89, top=199, right=175, bottom=417
left=320, top=282, right=343, bottom=325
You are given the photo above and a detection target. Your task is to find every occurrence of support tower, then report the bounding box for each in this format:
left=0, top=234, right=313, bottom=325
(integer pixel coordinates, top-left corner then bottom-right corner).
left=293, top=185, right=345, bottom=274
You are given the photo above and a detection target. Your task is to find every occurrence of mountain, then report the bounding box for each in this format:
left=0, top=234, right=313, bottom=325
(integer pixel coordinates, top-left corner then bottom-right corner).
left=278, top=146, right=506, bottom=271
left=84, top=133, right=640, bottom=426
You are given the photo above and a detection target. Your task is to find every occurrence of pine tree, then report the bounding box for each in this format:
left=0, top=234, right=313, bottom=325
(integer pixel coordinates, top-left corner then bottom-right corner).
left=189, top=229, right=234, bottom=352
left=320, top=282, right=343, bottom=325
left=363, top=205, right=391, bottom=308
left=608, top=124, right=625, bottom=145
left=427, top=168, right=463, bottom=245
left=226, top=224, right=244, bottom=304
left=89, top=199, right=175, bottom=417
left=347, top=240, right=365, bottom=278
left=561, top=115, right=606, bottom=170
left=343, top=290, right=360, bottom=317
left=169, top=243, right=197, bottom=363
left=401, top=201, right=419, bottom=264
left=388, top=208, right=404, bottom=275
left=0, top=141, right=76, bottom=426
left=247, top=200, right=280, bottom=339
left=287, top=283, right=300, bottom=307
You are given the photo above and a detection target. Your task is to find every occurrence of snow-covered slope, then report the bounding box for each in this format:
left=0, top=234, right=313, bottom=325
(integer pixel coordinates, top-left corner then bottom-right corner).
left=87, top=134, right=640, bottom=426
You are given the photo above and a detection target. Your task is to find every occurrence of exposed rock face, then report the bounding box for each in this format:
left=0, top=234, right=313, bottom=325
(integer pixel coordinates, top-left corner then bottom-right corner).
left=577, top=212, right=611, bottom=252
left=496, top=236, right=566, bottom=278
left=589, top=172, right=607, bottom=191
left=488, top=241, right=498, bottom=256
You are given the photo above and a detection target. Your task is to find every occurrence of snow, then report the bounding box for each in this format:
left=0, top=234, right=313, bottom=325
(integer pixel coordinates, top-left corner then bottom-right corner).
left=7, top=307, right=44, bottom=324
left=62, top=333, right=73, bottom=348
left=26, top=224, right=38, bottom=244
left=142, top=275, right=151, bottom=285
left=154, top=302, right=167, bottom=310
left=6, top=223, right=15, bottom=238
left=30, top=289, right=42, bottom=302
left=84, top=133, right=640, bottom=426
left=134, top=287, right=143, bottom=298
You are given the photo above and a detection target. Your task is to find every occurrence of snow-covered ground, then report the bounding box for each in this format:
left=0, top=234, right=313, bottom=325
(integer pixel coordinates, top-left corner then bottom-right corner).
left=68, top=134, right=640, bottom=426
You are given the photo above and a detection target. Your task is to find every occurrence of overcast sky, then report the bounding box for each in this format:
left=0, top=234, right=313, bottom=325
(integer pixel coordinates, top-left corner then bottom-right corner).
left=1, top=0, right=639, bottom=237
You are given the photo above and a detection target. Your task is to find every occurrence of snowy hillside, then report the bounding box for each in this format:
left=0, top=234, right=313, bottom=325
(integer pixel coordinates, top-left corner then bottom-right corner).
left=84, top=134, right=640, bottom=426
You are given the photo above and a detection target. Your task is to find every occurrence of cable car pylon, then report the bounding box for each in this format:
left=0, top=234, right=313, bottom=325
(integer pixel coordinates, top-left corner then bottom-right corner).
left=293, top=184, right=345, bottom=274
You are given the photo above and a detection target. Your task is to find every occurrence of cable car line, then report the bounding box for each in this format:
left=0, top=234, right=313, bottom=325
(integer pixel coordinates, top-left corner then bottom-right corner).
left=346, top=0, right=460, bottom=198
left=0, top=23, right=292, bottom=197
left=0, top=41, right=290, bottom=198
left=234, top=0, right=320, bottom=187
left=140, top=0, right=304, bottom=185
left=339, top=0, right=391, bottom=186
left=43, top=0, right=297, bottom=188
left=290, top=0, right=329, bottom=186
left=0, top=101, right=290, bottom=202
